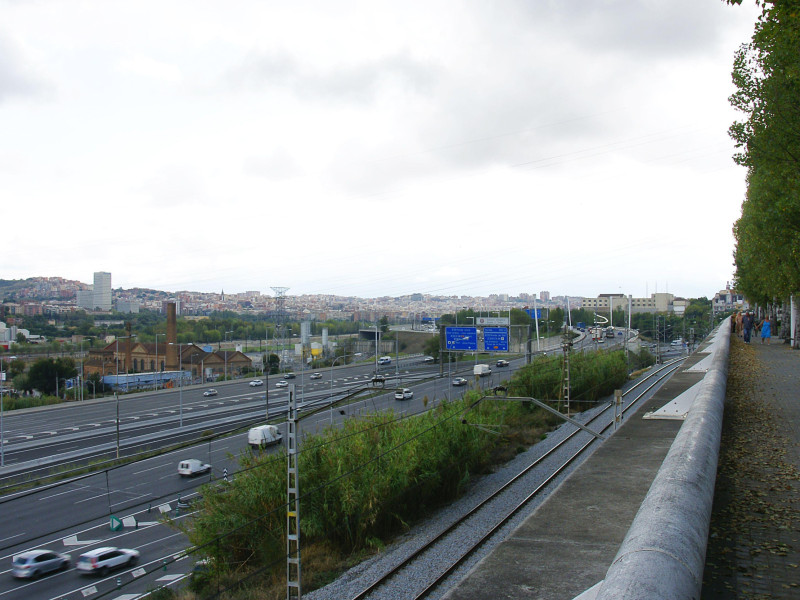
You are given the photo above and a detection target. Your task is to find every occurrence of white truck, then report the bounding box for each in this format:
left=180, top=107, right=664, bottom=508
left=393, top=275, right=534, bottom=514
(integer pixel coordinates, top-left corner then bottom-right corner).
left=474, top=364, right=492, bottom=377
left=248, top=425, right=283, bottom=449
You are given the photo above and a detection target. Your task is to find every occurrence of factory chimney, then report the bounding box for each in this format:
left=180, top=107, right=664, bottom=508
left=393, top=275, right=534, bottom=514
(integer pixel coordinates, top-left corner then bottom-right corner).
left=166, top=302, right=178, bottom=370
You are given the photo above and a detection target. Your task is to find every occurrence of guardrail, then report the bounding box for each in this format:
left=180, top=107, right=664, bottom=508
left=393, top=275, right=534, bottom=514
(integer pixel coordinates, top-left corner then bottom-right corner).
left=595, top=318, right=731, bottom=600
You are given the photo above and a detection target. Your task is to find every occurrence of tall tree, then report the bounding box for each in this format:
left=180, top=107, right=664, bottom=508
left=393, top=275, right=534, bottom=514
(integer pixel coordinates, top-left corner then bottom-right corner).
left=727, top=0, right=800, bottom=301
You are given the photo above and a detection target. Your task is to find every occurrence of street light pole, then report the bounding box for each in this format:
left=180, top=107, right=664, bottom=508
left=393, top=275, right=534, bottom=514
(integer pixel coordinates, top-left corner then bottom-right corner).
left=329, top=354, right=348, bottom=424
left=115, top=334, right=137, bottom=458
left=169, top=342, right=184, bottom=427
left=224, top=330, right=233, bottom=381
left=1, top=356, right=5, bottom=467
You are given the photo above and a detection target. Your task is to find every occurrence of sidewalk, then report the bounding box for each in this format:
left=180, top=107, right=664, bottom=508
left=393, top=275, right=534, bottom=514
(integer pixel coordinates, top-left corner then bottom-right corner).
left=702, top=338, right=800, bottom=599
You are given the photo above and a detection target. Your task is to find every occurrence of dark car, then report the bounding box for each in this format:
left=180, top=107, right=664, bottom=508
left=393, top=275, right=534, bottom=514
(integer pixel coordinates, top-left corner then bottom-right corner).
left=496, top=359, right=510, bottom=367
left=283, top=373, right=296, bottom=379
left=452, top=377, right=468, bottom=387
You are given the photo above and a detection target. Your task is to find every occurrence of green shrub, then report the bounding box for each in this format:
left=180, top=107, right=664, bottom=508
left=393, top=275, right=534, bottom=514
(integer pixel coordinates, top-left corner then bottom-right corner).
left=182, top=395, right=520, bottom=575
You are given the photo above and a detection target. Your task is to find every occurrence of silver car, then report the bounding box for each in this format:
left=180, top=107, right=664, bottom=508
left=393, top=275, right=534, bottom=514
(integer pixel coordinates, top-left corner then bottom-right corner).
left=12, top=550, right=70, bottom=579
left=76, top=547, right=139, bottom=576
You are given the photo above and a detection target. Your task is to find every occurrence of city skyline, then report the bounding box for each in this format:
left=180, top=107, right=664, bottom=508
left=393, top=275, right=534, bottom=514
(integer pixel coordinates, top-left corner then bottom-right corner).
left=2, top=2, right=760, bottom=300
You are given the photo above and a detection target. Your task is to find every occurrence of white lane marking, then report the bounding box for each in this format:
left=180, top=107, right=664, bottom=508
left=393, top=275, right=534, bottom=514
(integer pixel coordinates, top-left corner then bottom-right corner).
left=64, top=534, right=101, bottom=546
left=111, top=595, right=139, bottom=600
left=133, top=463, right=169, bottom=475
left=75, top=492, right=110, bottom=504
left=122, top=516, right=138, bottom=528
left=156, top=574, right=184, bottom=582
left=0, top=532, right=24, bottom=544
left=38, top=485, right=91, bottom=500
left=81, top=586, right=98, bottom=597
left=132, top=568, right=147, bottom=577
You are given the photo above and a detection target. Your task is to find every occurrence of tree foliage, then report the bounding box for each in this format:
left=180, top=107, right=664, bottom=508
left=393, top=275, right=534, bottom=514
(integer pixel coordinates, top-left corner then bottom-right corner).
left=728, top=0, right=800, bottom=301
left=22, top=357, right=77, bottom=395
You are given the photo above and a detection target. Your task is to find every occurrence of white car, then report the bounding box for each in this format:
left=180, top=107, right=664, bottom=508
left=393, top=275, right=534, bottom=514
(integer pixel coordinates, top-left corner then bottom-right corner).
left=452, top=377, right=468, bottom=387
left=76, top=547, right=139, bottom=576
left=394, top=388, right=413, bottom=400
left=276, top=380, right=288, bottom=388
left=178, top=459, right=212, bottom=477
left=309, top=373, right=322, bottom=380
left=203, top=389, right=218, bottom=397
left=249, top=379, right=263, bottom=387
left=12, top=550, right=70, bottom=579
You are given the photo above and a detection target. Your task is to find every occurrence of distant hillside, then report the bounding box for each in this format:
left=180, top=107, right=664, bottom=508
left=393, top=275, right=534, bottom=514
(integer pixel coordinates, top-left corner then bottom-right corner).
left=0, top=278, right=36, bottom=298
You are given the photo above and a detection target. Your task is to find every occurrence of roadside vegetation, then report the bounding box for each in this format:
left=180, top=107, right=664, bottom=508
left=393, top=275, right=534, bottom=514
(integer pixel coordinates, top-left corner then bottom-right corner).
left=167, top=348, right=653, bottom=600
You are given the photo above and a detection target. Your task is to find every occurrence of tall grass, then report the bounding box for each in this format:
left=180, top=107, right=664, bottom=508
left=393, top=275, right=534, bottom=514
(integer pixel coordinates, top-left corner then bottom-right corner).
left=0, top=394, right=64, bottom=411
left=182, top=394, right=529, bottom=576
left=508, top=348, right=654, bottom=402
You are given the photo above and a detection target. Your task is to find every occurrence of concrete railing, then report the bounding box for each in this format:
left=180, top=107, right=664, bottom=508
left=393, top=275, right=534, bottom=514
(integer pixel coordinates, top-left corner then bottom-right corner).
left=595, top=318, right=731, bottom=600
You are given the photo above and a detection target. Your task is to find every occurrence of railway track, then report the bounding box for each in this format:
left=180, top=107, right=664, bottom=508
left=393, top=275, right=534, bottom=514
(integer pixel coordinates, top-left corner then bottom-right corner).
left=346, top=359, right=684, bottom=600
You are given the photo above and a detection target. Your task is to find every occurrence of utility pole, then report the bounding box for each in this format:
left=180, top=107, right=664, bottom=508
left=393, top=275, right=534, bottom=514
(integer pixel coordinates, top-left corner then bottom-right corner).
left=561, top=322, right=572, bottom=418
left=286, top=385, right=301, bottom=599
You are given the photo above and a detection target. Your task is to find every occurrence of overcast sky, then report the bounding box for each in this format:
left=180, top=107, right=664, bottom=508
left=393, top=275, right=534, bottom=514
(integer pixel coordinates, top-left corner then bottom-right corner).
left=2, top=1, right=760, bottom=300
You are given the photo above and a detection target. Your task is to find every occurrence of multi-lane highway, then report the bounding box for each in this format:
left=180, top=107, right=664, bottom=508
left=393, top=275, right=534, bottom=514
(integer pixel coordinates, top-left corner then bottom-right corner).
left=0, top=343, right=566, bottom=600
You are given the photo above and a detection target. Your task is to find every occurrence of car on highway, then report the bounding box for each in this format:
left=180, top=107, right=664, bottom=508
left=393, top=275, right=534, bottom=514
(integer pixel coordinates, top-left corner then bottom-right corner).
left=309, top=372, right=322, bottom=379
left=452, top=377, right=468, bottom=387
left=178, top=459, right=212, bottom=477
left=283, top=372, right=296, bottom=379
left=203, top=389, right=218, bottom=397
left=275, top=380, right=288, bottom=388
left=496, top=359, right=510, bottom=367
left=394, top=388, right=413, bottom=400
left=11, top=549, right=71, bottom=579
left=378, top=356, right=392, bottom=365
left=76, top=547, right=139, bottom=576
left=372, top=374, right=386, bottom=385
left=249, top=379, right=263, bottom=387
left=423, top=356, right=435, bottom=363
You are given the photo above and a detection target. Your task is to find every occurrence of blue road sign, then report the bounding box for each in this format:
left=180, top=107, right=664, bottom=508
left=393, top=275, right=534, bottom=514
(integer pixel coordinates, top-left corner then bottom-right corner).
left=483, top=327, right=509, bottom=351
left=524, top=308, right=542, bottom=319
left=445, top=327, right=478, bottom=351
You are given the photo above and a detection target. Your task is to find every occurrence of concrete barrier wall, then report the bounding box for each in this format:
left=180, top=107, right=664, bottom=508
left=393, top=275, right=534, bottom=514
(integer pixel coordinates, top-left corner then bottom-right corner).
left=595, top=318, right=731, bottom=600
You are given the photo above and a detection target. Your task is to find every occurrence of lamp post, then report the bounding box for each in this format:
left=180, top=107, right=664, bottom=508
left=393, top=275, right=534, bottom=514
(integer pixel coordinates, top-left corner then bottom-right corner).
left=465, top=316, right=477, bottom=367
left=115, top=334, right=137, bottom=458
left=79, top=339, right=84, bottom=402
left=1, top=356, right=5, bottom=467
left=224, top=331, right=233, bottom=381
left=169, top=342, right=184, bottom=428
left=86, top=379, right=96, bottom=400
left=329, top=354, right=349, bottom=424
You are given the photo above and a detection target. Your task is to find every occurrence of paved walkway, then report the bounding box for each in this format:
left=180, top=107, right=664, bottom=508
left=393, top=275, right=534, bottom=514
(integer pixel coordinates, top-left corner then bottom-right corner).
left=702, top=338, right=800, bottom=599
left=443, top=353, right=702, bottom=600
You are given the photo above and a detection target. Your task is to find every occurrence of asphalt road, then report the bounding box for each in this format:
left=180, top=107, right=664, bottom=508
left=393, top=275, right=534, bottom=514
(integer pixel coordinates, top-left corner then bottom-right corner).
left=0, top=346, right=565, bottom=600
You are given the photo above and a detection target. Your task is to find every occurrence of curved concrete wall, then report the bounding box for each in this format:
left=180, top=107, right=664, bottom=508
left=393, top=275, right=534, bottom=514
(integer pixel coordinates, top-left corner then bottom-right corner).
left=595, top=318, right=731, bottom=600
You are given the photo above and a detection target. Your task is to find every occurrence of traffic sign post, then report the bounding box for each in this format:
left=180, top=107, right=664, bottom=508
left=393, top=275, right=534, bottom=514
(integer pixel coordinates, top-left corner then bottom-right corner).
left=483, top=327, right=509, bottom=352
left=445, top=327, right=478, bottom=351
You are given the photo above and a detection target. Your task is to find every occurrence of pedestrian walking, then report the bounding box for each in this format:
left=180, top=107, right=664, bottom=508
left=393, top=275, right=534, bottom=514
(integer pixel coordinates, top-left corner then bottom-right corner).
left=735, top=312, right=744, bottom=337
left=760, top=316, right=772, bottom=344
left=743, top=312, right=753, bottom=343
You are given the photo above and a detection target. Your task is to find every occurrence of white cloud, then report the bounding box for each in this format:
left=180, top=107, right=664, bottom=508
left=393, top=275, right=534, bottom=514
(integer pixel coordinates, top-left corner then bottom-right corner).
left=0, top=0, right=761, bottom=299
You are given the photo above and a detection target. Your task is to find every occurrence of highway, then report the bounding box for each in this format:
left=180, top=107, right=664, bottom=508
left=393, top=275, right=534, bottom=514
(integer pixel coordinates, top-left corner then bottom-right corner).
left=0, top=341, right=572, bottom=600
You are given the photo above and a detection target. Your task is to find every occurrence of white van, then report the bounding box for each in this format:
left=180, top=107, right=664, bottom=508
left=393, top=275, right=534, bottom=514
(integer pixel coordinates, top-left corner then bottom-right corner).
left=378, top=356, right=392, bottom=365
left=248, top=425, right=282, bottom=449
